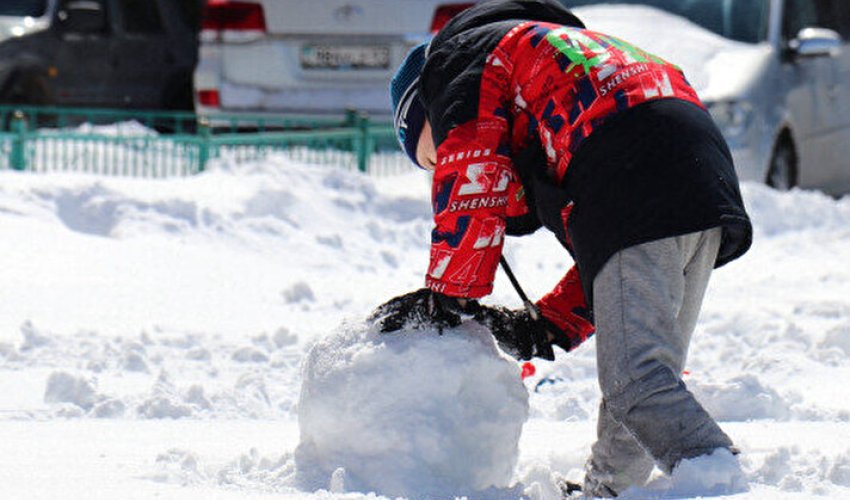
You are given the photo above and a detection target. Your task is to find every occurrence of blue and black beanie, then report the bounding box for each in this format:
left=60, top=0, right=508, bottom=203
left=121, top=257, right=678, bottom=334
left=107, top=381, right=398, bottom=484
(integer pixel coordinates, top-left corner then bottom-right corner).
left=390, top=42, right=429, bottom=168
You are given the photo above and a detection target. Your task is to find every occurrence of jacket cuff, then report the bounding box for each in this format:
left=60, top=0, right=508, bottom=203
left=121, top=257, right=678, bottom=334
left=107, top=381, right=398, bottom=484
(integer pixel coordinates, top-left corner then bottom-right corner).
left=425, top=276, right=493, bottom=299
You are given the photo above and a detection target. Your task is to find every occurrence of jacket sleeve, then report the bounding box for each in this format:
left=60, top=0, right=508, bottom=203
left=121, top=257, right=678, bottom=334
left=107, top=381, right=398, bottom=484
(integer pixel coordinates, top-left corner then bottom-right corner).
left=536, top=202, right=595, bottom=350
left=536, top=265, right=595, bottom=350
left=425, top=119, right=518, bottom=298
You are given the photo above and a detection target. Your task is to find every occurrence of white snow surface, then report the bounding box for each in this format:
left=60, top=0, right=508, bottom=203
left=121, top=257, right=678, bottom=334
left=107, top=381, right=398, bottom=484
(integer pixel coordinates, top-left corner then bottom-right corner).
left=1, top=151, right=850, bottom=500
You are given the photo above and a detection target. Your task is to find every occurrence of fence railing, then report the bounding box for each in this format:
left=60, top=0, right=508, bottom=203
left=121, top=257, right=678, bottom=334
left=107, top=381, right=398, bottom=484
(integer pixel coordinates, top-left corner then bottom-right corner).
left=0, top=106, right=410, bottom=177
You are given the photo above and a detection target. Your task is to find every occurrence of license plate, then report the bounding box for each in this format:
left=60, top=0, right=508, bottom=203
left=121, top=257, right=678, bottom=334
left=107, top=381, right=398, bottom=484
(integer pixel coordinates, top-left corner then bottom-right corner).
left=300, top=45, right=390, bottom=70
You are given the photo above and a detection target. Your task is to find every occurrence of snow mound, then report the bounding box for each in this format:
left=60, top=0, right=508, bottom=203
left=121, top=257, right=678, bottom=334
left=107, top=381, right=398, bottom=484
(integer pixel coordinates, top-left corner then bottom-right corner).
left=295, top=319, right=529, bottom=498
left=742, top=183, right=850, bottom=237
left=621, top=448, right=747, bottom=499
left=689, top=374, right=791, bottom=421
left=44, top=371, right=99, bottom=410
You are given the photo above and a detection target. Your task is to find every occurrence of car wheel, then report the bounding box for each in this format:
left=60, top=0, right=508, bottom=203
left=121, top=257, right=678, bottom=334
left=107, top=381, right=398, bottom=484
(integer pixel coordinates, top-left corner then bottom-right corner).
left=161, top=73, right=194, bottom=111
left=766, top=137, right=797, bottom=190
left=2, top=72, right=52, bottom=106
left=156, top=74, right=195, bottom=134
left=1, top=72, right=55, bottom=130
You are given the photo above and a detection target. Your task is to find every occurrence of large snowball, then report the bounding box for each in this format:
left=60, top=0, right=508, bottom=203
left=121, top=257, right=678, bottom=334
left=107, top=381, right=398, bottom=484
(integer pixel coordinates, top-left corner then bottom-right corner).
left=295, top=319, right=529, bottom=498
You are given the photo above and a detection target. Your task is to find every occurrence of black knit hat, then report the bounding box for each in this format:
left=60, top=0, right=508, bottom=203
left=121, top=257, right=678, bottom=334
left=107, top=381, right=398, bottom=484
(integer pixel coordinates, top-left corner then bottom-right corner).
left=390, top=42, right=429, bottom=168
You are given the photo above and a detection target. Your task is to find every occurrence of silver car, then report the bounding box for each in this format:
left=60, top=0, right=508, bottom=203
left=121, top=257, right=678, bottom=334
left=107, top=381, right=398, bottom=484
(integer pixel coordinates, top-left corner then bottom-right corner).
left=562, top=0, right=850, bottom=195
left=193, top=0, right=474, bottom=119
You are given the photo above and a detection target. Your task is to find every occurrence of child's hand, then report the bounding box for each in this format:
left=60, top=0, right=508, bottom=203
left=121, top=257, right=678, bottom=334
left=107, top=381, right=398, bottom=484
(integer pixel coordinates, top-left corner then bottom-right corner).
left=474, top=306, right=568, bottom=361
left=369, top=288, right=480, bottom=333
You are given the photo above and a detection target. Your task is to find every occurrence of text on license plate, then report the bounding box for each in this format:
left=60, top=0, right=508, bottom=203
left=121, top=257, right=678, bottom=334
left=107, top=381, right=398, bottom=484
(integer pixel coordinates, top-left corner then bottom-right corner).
left=301, top=45, right=390, bottom=70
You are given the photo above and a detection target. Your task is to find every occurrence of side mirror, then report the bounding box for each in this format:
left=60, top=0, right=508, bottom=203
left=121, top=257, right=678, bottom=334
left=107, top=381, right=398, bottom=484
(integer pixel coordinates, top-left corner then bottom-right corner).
left=789, top=27, right=842, bottom=58
left=57, top=0, right=107, bottom=34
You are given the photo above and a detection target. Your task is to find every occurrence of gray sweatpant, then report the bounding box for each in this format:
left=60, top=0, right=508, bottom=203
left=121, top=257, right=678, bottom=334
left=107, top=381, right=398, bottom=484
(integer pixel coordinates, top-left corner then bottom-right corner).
left=583, top=228, right=733, bottom=497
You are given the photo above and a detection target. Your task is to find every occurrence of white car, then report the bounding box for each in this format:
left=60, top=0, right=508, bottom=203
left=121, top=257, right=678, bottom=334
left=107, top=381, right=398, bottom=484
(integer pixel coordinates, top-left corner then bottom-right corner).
left=193, top=0, right=474, bottom=119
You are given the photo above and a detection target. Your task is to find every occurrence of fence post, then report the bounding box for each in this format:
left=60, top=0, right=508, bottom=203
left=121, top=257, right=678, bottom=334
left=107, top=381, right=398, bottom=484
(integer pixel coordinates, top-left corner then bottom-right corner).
left=356, top=112, right=369, bottom=173
left=345, top=108, right=358, bottom=127
left=10, top=111, right=27, bottom=171
left=197, top=117, right=211, bottom=173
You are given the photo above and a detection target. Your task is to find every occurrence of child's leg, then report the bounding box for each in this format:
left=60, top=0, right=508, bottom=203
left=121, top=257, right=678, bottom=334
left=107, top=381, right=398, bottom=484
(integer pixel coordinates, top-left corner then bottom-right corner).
left=584, top=228, right=731, bottom=494
left=584, top=400, right=655, bottom=497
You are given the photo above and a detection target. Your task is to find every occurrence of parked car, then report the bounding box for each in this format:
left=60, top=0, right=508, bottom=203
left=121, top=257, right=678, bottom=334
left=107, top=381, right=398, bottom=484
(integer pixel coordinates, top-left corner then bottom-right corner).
left=560, top=0, right=850, bottom=195
left=193, top=0, right=474, bottom=119
left=0, top=0, right=199, bottom=111
left=197, top=0, right=850, bottom=194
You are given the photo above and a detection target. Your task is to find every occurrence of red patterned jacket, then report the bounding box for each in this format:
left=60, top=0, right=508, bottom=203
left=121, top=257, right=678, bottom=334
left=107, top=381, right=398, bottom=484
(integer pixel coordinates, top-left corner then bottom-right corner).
left=419, top=0, right=751, bottom=350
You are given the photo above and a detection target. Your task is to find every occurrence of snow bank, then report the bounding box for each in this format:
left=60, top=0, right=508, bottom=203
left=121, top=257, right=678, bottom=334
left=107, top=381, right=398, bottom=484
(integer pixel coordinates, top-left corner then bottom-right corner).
left=742, top=183, right=850, bottom=237
left=295, top=319, right=529, bottom=498
left=0, top=158, right=433, bottom=339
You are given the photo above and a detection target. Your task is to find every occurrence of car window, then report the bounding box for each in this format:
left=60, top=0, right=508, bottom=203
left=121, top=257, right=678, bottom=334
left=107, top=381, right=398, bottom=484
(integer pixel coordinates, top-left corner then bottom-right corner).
left=838, top=2, right=850, bottom=39
left=812, top=0, right=849, bottom=40
left=559, top=0, right=770, bottom=44
left=118, top=0, right=163, bottom=34
left=727, top=0, right=770, bottom=44
left=173, top=0, right=203, bottom=33
left=0, top=0, right=48, bottom=17
left=782, top=0, right=834, bottom=41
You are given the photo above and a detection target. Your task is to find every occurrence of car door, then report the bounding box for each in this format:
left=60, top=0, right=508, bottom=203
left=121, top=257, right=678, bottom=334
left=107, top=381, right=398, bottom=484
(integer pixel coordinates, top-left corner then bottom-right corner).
left=49, top=0, right=113, bottom=106
left=107, top=0, right=172, bottom=108
left=803, top=0, right=850, bottom=193
left=823, top=0, right=850, bottom=193
left=781, top=0, right=844, bottom=191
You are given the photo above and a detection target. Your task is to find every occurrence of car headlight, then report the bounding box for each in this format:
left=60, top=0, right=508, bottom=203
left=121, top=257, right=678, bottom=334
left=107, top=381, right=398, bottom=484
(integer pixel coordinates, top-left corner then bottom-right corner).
left=707, top=100, right=753, bottom=138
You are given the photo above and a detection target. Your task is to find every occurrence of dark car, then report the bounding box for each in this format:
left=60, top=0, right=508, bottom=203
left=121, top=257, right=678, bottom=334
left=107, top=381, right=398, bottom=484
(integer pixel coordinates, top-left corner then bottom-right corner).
left=0, top=0, right=200, bottom=110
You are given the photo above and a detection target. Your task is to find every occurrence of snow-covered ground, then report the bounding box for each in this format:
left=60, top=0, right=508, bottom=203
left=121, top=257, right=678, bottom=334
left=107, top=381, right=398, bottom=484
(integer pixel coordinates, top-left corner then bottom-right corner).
left=2, top=153, right=850, bottom=499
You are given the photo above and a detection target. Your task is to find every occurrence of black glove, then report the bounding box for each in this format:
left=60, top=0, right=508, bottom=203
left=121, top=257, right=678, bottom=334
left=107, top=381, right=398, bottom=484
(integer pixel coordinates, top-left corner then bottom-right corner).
left=474, top=306, right=562, bottom=361
left=369, top=288, right=481, bottom=333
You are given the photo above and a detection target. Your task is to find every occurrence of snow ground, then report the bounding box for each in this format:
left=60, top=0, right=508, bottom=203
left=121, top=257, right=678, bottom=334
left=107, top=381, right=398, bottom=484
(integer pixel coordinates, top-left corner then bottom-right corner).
left=2, top=155, right=850, bottom=499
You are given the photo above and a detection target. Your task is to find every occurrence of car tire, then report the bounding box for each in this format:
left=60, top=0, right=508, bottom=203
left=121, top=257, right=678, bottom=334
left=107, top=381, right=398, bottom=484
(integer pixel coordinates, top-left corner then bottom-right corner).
left=1, top=72, right=56, bottom=130
left=2, top=71, right=52, bottom=106
left=161, top=73, right=194, bottom=112
left=766, top=137, right=797, bottom=190
left=156, top=73, right=195, bottom=134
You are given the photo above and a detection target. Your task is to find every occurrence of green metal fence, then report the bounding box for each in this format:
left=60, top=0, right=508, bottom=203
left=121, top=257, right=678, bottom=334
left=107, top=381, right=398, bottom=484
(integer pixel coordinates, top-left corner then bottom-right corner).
left=0, top=106, right=410, bottom=177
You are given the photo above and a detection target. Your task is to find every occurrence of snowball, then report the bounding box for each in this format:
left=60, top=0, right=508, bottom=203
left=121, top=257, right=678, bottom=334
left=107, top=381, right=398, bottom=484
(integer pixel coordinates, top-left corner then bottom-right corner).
left=295, top=320, right=529, bottom=498
left=282, top=282, right=316, bottom=304
left=123, top=352, right=150, bottom=372
left=232, top=346, right=270, bottom=363
left=829, top=452, right=850, bottom=487
left=821, top=323, right=850, bottom=355
left=137, top=396, right=194, bottom=419
left=20, top=320, right=53, bottom=351
left=44, top=371, right=99, bottom=410
left=273, top=327, right=298, bottom=348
